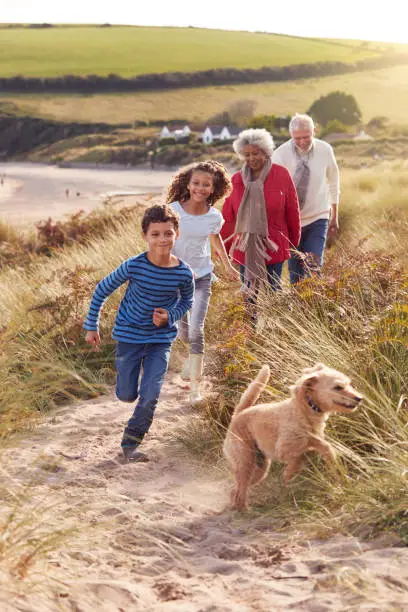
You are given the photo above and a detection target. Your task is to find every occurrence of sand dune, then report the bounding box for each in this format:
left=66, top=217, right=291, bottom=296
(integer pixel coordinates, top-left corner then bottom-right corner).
left=1, top=368, right=407, bottom=611
left=0, top=162, right=406, bottom=609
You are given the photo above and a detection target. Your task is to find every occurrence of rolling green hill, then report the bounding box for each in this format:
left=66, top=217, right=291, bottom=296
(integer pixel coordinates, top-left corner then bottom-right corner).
left=0, top=25, right=383, bottom=78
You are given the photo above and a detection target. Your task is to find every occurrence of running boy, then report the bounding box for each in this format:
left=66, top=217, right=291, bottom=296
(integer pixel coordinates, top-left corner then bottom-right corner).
left=83, top=204, right=194, bottom=462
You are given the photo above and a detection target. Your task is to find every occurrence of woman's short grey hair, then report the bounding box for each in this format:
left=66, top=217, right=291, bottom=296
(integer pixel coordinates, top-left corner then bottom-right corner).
left=289, top=114, right=315, bottom=134
left=233, top=128, right=275, bottom=159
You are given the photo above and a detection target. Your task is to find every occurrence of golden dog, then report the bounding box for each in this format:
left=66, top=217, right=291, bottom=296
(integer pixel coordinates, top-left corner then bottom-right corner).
left=223, top=363, right=363, bottom=511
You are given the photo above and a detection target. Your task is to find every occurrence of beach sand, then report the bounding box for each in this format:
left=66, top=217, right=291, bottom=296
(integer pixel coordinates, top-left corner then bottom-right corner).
left=0, top=176, right=23, bottom=210
left=1, top=369, right=407, bottom=611
left=0, top=163, right=174, bottom=229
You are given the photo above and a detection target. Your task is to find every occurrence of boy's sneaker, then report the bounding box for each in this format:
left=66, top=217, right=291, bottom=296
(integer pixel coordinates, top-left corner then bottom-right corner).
left=122, top=446, right=149, bottom=462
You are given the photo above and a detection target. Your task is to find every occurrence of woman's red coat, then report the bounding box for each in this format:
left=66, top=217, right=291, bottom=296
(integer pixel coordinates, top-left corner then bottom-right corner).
left=221, top=164, right=301, bottom=265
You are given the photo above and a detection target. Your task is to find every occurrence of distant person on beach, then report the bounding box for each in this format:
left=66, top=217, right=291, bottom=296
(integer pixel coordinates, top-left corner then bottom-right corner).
left=167, top=161, right=238, bottom=404
left=65, top=188, right=70, bottom=198
left=272, top=113, right=340, bottom=283
left=83, top=204, right=194, bottom=462
left=221, top=128, right=300, bottom=325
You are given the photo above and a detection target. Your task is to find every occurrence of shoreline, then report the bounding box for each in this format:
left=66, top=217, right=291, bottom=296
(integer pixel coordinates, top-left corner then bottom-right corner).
left=0, top=162, right=174, bottom=229
left=0, top=176, right=23, bottom=207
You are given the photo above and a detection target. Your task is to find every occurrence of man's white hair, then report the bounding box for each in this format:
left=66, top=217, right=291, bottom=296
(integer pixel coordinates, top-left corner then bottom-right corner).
left=233, top=128, right=275, bottom=159
left=289, top=114, right=315, bottom=134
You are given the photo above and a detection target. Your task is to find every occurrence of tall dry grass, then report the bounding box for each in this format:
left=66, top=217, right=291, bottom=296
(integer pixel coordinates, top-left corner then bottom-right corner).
left=0, top=161, right=406, bottom=587
left=0, top=207, right=147, bottom=435
left=182, top=161, right=408, bottom=540
left=0, top=203, right=153, bottom=585
left=340, top=160, right=408, bottom=243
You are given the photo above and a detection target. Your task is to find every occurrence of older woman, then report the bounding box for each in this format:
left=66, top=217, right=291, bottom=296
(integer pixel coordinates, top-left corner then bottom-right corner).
left=221, top=129, right=300, bottom=317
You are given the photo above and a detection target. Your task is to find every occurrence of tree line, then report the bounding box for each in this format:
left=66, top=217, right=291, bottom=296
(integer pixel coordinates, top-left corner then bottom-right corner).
left=0, top=53, right=407, bottom=94
left=0, top=115, right=116, bottom=158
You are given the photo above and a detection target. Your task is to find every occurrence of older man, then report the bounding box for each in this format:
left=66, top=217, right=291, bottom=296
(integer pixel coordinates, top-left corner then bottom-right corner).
left=272, top=113, right=340, bottom=283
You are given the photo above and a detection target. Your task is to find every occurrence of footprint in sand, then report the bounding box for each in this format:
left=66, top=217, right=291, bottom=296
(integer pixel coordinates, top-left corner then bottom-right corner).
left=87, top=582, right=139, bottom=607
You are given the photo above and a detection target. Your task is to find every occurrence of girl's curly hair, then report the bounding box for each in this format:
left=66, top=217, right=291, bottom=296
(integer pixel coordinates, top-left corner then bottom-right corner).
left=166, top=160, right=232, bottom=206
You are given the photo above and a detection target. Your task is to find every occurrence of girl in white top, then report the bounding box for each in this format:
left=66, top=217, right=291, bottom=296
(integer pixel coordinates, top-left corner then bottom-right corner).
left=167, top=161, right=237, bottom=403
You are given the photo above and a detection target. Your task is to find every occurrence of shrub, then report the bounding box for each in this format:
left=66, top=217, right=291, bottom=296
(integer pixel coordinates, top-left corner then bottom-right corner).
left=248, top=115, right=277, bottom=132
left=307, top=91, right=362, bottom=126
left=155, top=144, right=194, bottom=166
left=320, top=119, right=349, bottom=137
left=367, top=116, right=388, bottom=130
left=158, top=137, right=177, bottom=145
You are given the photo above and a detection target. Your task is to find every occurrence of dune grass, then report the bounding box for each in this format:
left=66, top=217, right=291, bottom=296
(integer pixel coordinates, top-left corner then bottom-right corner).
left=0, top=26, right=381, bottom=79
left=179, top=161, right=408, bottom=539
left=0, top=205, right=149, bottom=434
left=339, top=160, right=408, bottom=239
left=0, top=200, right=169, bottom=586
left=0, top=160, right=406, bottom=586
left=0, top=463, right=73, bottom=584
left=4, top=64, right=408, bottom=126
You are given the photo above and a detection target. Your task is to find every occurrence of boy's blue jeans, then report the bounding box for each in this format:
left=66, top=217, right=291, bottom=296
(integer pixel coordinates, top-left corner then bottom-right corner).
left=116, top=341, right=171, bottom=449
left=289, top=218, right=329, bottom=284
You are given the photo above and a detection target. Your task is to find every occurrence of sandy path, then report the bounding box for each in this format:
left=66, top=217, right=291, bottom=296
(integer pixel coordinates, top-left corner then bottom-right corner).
left=0, top=163, right=174, bottom=229
left=1, top=371, right=408, bottom=612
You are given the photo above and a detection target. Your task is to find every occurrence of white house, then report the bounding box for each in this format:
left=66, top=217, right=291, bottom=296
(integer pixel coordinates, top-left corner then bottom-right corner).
left=201, top=125, right=240, bottom=145
left=159, top=125, right=191, bottom=140
left=159, top=126, right=172, bottom=139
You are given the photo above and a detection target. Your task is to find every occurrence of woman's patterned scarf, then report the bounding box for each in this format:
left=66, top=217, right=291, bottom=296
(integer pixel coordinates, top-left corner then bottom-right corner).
left=229, top=158, right=278, bottom=291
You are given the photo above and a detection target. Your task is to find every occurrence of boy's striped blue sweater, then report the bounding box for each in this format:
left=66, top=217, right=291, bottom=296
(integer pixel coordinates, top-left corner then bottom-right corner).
left=83, top=252, right=194, bottom=344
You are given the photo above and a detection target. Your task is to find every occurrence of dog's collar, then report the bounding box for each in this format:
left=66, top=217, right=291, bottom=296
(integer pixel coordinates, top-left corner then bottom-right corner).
left=306, top=395, right=322, bottom=413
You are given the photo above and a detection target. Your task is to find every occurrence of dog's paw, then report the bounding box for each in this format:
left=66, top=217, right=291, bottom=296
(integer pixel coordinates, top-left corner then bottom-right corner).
left=230, top=504, right=249, bottom=512
left=229, top=496, right=249, bottom=512
left=326, top=446, right=337, bottom=463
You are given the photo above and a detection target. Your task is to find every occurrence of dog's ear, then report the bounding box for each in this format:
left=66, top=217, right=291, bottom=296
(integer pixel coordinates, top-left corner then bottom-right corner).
left=291, top=370, right=320, bottom=398
left=294, top=372, right=319, bottom=394
left=303, top=374, right=318, bottom=388
left=303, top=363, right=325, bottom=375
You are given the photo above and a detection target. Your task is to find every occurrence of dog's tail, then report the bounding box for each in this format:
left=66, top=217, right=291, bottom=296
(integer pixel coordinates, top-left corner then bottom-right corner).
left=233, top=365, right=270, bottom=416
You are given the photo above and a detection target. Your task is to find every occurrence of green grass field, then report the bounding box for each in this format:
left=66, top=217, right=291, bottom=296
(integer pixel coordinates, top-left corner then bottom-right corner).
left=0, top=25, right=384, bottom=78
left=4, top=64, right=408, bottom=125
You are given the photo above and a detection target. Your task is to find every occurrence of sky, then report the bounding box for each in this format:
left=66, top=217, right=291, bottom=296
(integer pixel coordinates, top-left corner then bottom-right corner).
left=1, top=0, right=407, bottom=45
